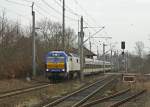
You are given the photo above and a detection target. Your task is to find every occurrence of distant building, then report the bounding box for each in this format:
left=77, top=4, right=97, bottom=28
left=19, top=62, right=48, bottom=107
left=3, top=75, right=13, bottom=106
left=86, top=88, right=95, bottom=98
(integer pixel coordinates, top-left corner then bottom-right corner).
left=66, top=47, right=96, bottom=59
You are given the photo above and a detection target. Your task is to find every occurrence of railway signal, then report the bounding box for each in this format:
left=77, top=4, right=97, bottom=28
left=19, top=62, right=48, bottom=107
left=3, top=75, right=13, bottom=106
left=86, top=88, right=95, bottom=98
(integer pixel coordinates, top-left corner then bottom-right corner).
left=121, top=41, right=125, bottom=49
left=121, top=41, right=127, bottom=73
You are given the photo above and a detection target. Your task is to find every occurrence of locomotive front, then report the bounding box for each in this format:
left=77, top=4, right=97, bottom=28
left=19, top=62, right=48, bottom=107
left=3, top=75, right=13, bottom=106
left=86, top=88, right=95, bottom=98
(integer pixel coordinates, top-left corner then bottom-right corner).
left=45, top=51, right=67, bottom=80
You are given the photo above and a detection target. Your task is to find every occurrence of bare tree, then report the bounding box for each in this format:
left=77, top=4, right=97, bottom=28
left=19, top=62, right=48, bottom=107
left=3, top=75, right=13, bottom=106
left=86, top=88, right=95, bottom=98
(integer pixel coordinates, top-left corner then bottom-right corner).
left=134, top=41, right=145, bottom=73
left=135, top=41, right=144, bottom=58
left=37, top=18, right=77, bottom=51
left=0, top=15, right=78, bottom=79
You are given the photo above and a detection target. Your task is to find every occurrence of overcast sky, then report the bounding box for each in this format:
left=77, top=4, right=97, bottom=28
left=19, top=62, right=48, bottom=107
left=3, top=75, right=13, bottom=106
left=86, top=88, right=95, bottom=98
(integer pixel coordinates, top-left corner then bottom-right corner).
left=0, top=0, right=150, bottom=54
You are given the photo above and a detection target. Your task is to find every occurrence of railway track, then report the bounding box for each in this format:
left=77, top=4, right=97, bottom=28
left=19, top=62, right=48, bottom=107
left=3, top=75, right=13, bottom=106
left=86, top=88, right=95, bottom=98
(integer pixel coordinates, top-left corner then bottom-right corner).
left=109, top=89, right=146, bottom=107
left=0, top=82, right=51, bottom=99
left=80, top=88, right=131, bottom=107
left=79, top=88, right=146, bottom=107
left=42, top=75, right=118, bottom=107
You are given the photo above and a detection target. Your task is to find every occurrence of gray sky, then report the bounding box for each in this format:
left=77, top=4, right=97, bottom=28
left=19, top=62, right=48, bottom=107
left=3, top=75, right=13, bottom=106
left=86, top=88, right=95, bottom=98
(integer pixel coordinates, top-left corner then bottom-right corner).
left=0, top=0, right=150, bottom=54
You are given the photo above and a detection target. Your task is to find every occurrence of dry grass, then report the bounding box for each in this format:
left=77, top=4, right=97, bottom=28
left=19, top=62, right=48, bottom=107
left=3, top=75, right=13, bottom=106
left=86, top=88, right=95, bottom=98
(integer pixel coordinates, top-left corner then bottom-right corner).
left=0, top=74, right=104, bottom=106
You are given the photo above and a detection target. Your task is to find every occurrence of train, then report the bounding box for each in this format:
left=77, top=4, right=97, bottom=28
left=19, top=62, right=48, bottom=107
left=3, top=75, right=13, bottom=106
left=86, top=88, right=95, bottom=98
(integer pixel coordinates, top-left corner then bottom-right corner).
left=45, top=51, right=112, bottom=80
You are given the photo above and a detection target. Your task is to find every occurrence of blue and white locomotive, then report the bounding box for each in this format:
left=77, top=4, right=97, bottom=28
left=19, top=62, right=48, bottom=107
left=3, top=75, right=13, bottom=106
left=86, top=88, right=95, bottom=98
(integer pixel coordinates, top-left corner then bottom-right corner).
left=45, top=51, right=111, bottom=80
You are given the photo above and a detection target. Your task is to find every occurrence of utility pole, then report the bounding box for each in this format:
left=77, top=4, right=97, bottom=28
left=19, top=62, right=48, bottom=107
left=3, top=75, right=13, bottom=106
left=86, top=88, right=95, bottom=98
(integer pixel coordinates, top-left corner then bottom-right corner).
left=78, top=20, right=80, bottom=56
left=103, top=43, right=106, bottom=74
left=125, top=51, right=128, bottom=73
left=80, top=16, right=84, bottom=81
left=62, top=0, right=65, bottom=50
left=32, top=2, right=36, bottom=76
left=117, top=50, right=120, bottom=72
left=110, top=50, right=113, bottom=72
left=89, top=32, right=92, bottom=52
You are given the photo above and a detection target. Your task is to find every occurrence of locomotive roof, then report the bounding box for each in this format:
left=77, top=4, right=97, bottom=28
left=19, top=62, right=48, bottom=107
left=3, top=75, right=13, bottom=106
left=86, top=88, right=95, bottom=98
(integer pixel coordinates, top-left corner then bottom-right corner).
left=47, top=47, right=96, bottom=58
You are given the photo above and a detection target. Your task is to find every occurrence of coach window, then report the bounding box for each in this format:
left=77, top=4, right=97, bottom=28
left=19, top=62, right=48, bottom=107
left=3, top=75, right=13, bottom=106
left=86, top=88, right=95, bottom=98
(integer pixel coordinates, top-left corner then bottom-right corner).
left=77, top=59, right=78, bottom=63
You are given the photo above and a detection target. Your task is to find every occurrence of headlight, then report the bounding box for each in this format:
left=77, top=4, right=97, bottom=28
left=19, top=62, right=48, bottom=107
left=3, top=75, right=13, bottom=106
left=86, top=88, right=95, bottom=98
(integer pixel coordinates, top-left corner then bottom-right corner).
left=62, top=69, right=65, bottom=71
left=46, top=69, right=49, bottom=71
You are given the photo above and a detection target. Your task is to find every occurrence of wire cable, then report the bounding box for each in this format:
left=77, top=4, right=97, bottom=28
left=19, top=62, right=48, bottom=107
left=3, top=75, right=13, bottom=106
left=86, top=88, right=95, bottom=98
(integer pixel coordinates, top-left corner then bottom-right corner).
left=34, top=4, right=61, bottom=22
left=41, top=0, right=62, bottom=15
left=53, top=0, right=80, bottom=17
left=41, top=0, right=78, bottom=22
left=5, top=0, right=30, bottom=7
left=0, top=4, right=31, bottom=20
left=74, top=0, right=100, bottom=27
left=21, top=0, right=33, bottom=3
left=84, top=19, right=97, bottom=33
left=34, top=7, right=45, bottom=16
left=34, top=4, right=52, bottom=16
left=65, top=15, right=78, bottom=22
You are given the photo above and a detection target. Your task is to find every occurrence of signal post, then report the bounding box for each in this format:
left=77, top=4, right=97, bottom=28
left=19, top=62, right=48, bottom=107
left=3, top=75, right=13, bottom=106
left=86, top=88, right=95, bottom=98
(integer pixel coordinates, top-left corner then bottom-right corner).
left=121, top=41, right=126, bottom=73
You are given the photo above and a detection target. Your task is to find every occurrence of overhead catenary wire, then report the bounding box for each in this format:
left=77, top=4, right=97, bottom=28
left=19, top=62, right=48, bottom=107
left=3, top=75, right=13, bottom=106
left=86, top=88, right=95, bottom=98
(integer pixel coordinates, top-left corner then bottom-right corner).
left=41, top=0, right=62, bottom=15
left=84, top=21, right=110, bottom=41
left=41, top=0, right=78, bottom=21
left=52, top=0, right=80, bottom=22
left=73, top=0, right=104, bottom=38
left=21, top=0, right=33, bottom=3
left=65, top=15, right=78, bottom=22
left=34, top=7, right=45, bottom=17
left=34, top=3, right=61, bottom=21
left=83, top=26, right=105, bottom=43
left=0, top=4, right=31, bottom=21
left=83, top=19, right=98, bottom=35
left=4, top=0, right=53, bottom=22
left=22, top=0, right=79, bottom=22
left=83, top=19, right=107, bottom=41
left=4, top=0, right=99, bottom=28
left=35, top=2, right=77, bottom=22
left=5, top=0, right=30, bottom=7
left=83, top=21, right=93, bottom=34
left=53, top=0, right=80, bottom=17
left=53, top=0, right=104, bottom=41
left=4, top=0, right=102, bottom=37
left=74, top=0, right=99, bottom=27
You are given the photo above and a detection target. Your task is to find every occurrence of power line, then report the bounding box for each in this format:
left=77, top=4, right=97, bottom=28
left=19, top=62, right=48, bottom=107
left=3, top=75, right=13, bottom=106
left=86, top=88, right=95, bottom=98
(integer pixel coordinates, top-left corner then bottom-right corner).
left=6, top=0, right=79, bottom=22
left=53, top=0, right=79, bottom=21
left=53, top=0, right=62, bottom=7
left=0, top=4, right=31, bottom=20
left=83, top=26, right=105, bottom=43
left=34, top=4, right=47, bottom=14
left=34, top=3, right=61, bottom=21
left=84, top=20, right=97, bottom=33
left=34, top=8, right=45, bottom=16
left=41, top=0, right=62, bottom=15
left=5, top=0, right=30, bottom=7
left=65, top=15, right=78, bottom=22
left=36, top=0, right=78, bottom=22
left=53, top=0, right=80, bottom=17
left=5, top=0, right=52, bottom=20
left=21, top=0, right=33, bottom=3
left=74, top=0, right=100, bottom=27
left=65, top=5, right=80, bottom=16
left=40, top=0, right=78, bottom=22
left=34, top=4, right=54, bottom=16
left=83, top=20, right=93, bottom=33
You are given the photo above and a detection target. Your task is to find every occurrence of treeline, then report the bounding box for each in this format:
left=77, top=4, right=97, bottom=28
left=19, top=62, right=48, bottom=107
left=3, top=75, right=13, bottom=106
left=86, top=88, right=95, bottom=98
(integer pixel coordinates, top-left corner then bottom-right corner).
left=129, top=53, right=150, bottom=73
left=0, top=13, right=77, bottom=79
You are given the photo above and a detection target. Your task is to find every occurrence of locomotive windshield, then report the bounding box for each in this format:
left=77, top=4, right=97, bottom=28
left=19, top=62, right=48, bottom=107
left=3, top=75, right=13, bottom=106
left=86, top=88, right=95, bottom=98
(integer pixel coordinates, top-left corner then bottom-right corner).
left=46, top=53, right=65, bottom=63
